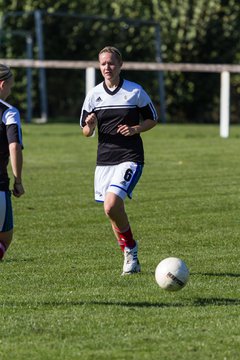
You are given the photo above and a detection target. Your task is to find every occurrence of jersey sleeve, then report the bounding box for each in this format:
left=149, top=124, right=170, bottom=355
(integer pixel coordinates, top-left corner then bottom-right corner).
left=137, top=87, right=158, bottom=121
left=6, top=124, right=23, bottom=145
left=3, top=107, right=23, bottom=147
left=80, top=91, right=95, bottom=128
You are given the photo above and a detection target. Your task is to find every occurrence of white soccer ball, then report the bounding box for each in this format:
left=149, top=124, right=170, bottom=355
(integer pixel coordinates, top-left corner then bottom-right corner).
left=155, top=257, right=189, bottom=291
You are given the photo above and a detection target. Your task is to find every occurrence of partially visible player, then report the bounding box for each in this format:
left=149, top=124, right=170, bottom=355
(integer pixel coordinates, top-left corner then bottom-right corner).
left=80, top=46, right=158, bottom=275
left=0, top=64, right=25, bottom=260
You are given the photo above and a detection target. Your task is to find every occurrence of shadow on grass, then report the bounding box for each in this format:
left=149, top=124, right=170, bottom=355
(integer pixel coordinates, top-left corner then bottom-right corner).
left=192, top=298, right=240, bottom=306
left=90, top=298, right=240, bottom=307
left=1, top=298, right=239, bottom=309
left=150, top=271, right=240, bottom=278
left=3, top=258, right=36, bottom=263
left=191, top=272, right=240, bottom=278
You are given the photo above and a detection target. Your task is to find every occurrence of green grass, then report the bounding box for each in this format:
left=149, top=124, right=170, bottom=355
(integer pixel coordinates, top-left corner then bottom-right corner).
left=1, top=123, right=240, bottom=359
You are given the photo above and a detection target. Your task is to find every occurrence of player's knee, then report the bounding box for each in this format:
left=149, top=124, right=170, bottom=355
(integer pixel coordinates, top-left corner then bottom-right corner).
left=104, top=202, right=115, bottom=219
left=104, top=201, right=125, bottom=221
left=0, top=242, right=6, bottom=260
left=0, top=230, right=13, bottom=260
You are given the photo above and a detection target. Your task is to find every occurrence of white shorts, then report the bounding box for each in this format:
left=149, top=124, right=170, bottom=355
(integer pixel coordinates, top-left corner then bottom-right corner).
left=0, top=191, right=13, bottom=232
left=94, top=161, right=143, bottom=202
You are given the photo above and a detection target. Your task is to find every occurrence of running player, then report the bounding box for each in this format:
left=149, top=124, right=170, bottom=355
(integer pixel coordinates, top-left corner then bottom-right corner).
left=80, top=46, right=158, bottom=275
left=0, top=64, right=25, bottom=260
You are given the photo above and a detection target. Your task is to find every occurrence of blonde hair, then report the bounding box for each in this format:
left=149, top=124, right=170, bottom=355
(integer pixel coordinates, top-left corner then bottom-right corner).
left=98, top=46, right=122, bottom=63
left=0, top=64, right=13, bottom=81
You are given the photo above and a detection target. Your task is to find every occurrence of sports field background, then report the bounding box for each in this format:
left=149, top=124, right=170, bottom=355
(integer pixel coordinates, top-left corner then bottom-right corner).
left=0, top=123, right=239, bottom=359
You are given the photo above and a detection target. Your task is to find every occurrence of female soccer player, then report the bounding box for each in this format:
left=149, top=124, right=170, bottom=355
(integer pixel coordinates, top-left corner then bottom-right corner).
left=80, top=46, right=158, bottom=275
left=0, top=64, right=24, bottom=260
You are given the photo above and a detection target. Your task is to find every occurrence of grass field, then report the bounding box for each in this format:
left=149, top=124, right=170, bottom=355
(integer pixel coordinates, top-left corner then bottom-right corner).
left=0, top=123, right=240, bottom=360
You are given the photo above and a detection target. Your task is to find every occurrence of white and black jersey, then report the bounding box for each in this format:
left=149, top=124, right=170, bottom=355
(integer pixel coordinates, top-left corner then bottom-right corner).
left=0, top=99, right=23, bottom=191
left=80, top=78, right=158, bottom=165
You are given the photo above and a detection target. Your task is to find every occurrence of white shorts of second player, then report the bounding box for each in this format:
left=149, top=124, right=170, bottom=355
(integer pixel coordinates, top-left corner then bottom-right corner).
left=94, top=161, right=143, bottom=202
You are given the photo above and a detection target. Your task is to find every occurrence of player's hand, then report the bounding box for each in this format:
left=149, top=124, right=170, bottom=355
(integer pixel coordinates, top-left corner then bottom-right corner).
left=85, top=113, right=97, bottom=128
left=117, top=124, right=137, bottom=136
left=12, top=182, right=25, bottom=198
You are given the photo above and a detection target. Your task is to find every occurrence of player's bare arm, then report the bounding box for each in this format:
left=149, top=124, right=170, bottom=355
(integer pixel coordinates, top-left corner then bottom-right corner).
left=117, top=119, right=157, bottom=136
left=82, top=113, right=97, bottom=137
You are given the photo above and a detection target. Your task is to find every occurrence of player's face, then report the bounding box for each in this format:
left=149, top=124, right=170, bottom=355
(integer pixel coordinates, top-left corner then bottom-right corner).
left=99, top=52, right=122, bottom=85
left=0, top=76, right=14, bottom=100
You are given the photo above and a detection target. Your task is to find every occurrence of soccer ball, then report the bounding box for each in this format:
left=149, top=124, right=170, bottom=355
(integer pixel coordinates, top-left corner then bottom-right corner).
left=155, top=257, right=189, bottom=291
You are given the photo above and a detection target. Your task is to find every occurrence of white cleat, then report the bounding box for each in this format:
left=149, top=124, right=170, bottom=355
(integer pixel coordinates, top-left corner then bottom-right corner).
left=122, top=242, right=141, bottom=275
